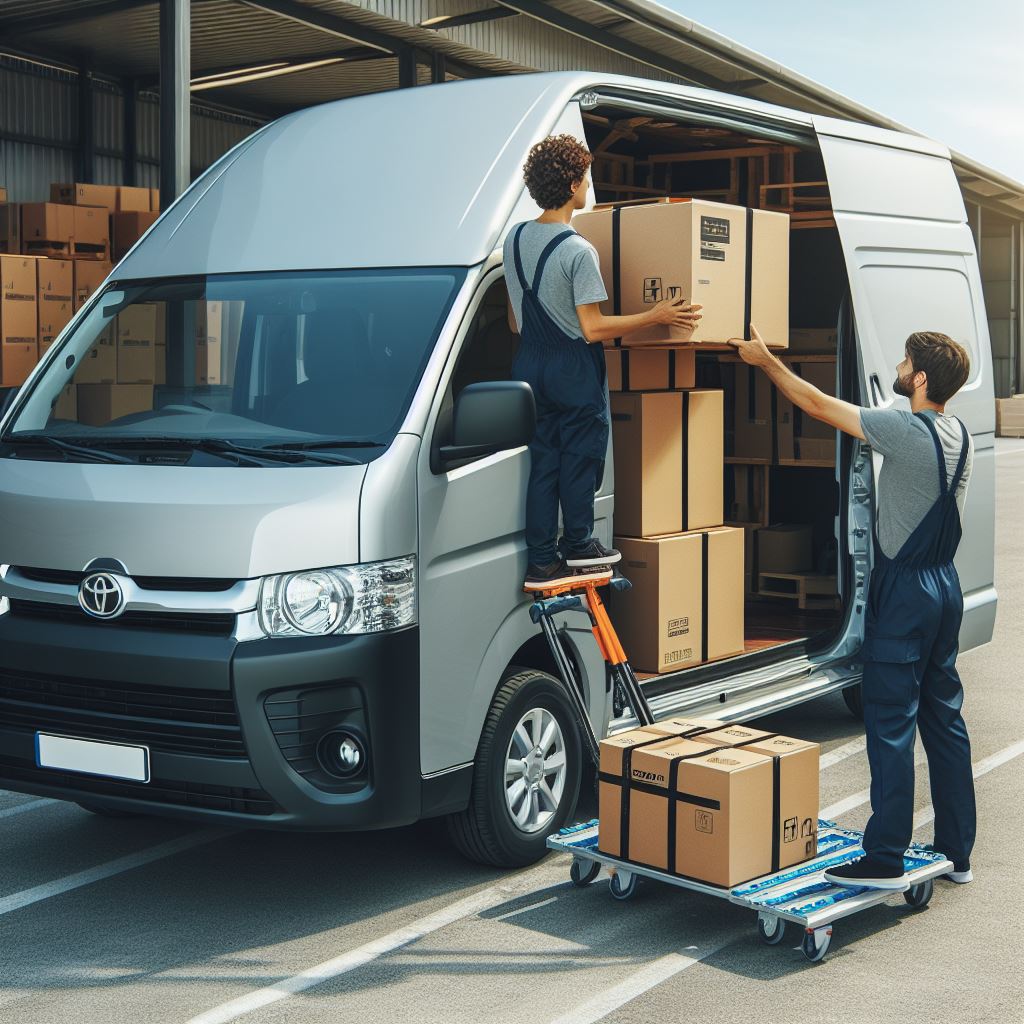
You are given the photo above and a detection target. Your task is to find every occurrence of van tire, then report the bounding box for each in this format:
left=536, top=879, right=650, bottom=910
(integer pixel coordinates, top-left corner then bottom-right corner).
left=842, top=683, right=864, bottom=720
left=447, top=668, right=583, bottom=868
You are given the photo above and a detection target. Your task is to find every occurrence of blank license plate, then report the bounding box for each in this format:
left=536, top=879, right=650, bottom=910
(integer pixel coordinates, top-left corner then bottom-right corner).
left=36, top=733, right=150, bottom=783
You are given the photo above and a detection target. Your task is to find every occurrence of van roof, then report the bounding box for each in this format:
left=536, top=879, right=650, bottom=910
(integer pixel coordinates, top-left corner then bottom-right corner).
left=112, top=70, right=896, bottom=278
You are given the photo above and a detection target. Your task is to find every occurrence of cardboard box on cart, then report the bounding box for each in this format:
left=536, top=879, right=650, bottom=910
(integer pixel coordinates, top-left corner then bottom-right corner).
left=572, top=199, right=789, bottom=347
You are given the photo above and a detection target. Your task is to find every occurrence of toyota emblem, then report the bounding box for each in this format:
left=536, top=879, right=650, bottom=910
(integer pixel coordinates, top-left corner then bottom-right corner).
left=78, top=572, right=126, bottom=619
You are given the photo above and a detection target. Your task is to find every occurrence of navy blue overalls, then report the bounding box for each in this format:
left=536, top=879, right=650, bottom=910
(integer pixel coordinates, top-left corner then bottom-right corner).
left=861, top=412, right=976, bottom=872
left=509, top=223, right=609, bottom=566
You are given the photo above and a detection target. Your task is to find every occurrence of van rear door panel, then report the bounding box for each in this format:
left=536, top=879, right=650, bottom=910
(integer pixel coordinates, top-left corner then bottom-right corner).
left=815, top=117, right=996, bottom=649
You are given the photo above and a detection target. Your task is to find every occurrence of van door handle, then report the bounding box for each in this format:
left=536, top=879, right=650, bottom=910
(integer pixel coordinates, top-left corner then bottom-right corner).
left=869, top=374, right=884, bottom=406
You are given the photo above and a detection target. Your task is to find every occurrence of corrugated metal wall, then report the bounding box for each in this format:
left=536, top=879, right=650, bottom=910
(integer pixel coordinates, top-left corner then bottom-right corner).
left=0, top=54, right=261, bottom=201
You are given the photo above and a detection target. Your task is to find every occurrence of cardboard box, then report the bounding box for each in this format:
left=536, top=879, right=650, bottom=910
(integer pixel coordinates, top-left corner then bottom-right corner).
left=1, top=255, right=39, bottom=386
left=76, top=383, right=153, bottom=426
left=51, top=183, right=118, bottom=211
left=112, top=211, right=158, bottom=261
left=0, top=204, right=20, bottom=254
left=611, top=390, right=723, bottom=537
left=195, top=301, right=223, bottom=384
left=21, top=203, right=74, bottom=248
left=995, top=397, right=1024, bottom=437
left=573, top=199, right=789, bottom=346
left=789, top=328, right=837, bottom=353
left=73, top=261, right=111, bottom=310
left=597, top=720, right=725, bottom=860
left=726, top=463, right=769, bottom=527
left=0, top=187, right=7, bottom=204
left=117, top=186, right=151, bottom=212
left=73, top=206, right=110, bottom=253
left=53, top=382, right=77, bottom=421
left=605, top=347, right=695, bottom=392
left=74, top=335, right=117, bottom=384
left=150, top=188, right=160, bottom=212
left=116, top=304, right=157, bottom=383
left=777, top=357, right=836, bottom=463
left=756, top=524, right=813, bottom=574
left=37, top=258, right=74, bottom=352
left=728, top=360, right=773, bottom=461
left=612, top=527, right=745, bottom=673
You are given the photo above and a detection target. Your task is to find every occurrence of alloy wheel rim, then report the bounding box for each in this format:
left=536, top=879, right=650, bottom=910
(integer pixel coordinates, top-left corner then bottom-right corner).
left=504, top=706, right=567, bottom=834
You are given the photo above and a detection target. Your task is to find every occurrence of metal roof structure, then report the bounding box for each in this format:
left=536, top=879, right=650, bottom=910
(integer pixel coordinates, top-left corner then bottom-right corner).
left=1, top=0, right=1022, bottom=222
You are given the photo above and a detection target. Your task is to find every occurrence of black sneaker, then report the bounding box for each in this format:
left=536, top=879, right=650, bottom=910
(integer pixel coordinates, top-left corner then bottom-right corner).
left=564, top=540, right=622, bottom=568
left=919, top=844, right=973, bottom=884
left=823, top=857, right=908, bottom=890
left=523, top=560, right=578, bottom=592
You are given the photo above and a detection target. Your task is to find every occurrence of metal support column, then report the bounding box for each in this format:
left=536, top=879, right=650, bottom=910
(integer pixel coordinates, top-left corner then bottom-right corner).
left=159, top=0, right=190, bottom=210
left=122, top=78, right=138, bottom=187
left=397, top=47, right=417, bottom=88
left=431, top=51, right=446, bottom=84
left=77, top=66, right=95, bottom=183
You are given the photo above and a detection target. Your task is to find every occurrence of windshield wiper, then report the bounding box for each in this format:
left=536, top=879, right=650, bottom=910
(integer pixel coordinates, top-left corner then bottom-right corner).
left=96, top=436, right=361, bottom=467
left=3, top=435, right=134, bottom=465
left=271, top=438, right=384, bottom=451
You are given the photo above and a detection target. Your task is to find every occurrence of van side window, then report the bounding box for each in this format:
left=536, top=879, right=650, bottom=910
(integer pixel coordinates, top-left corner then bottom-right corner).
left=451, top=277, right=519, bottom=398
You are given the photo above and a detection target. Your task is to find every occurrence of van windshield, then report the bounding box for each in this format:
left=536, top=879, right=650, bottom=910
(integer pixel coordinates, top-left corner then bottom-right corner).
left=1, top=269, right=465, bottom=466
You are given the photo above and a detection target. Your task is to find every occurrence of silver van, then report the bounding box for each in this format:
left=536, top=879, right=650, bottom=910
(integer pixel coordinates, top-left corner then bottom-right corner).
left=0, top=71, right=995, bottom=867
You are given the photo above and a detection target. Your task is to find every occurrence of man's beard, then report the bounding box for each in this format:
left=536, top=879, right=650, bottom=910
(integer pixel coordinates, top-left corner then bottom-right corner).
left=893, top=371, right=916, bottom=398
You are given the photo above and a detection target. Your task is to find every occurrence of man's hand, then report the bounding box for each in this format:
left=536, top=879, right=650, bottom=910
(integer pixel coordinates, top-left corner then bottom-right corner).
left=727, top=323, right=773, bottom=366
left=650, top=296, right=703, bottom=330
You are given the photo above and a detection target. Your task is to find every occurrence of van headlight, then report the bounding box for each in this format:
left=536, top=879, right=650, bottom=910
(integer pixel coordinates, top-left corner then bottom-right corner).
left=258, top=556, right=416, bottom=637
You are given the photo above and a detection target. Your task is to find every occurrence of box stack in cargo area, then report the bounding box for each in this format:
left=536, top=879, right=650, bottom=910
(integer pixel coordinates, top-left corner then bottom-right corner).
left=0, top=182, right=159, bottom=392
left=597, top=718, right=820, bottom=886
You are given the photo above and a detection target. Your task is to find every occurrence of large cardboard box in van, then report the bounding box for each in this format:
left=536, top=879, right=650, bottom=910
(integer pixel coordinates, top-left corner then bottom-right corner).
left=77, top=383, right=152, bottom=425
left=37, top=258, right=74, bottom=353
left=605, top=347, right=695, bottom=392
left=116, top=304, right=157, bottom=383
left=1, top=255, right=39, bottom=386
left=776, top=357, right=836, bottom=463
left=612, top=527, right=744, bottom=673
left=573, top=199, right=789, bottom=346
left=611, top=390, right=723, bottom=537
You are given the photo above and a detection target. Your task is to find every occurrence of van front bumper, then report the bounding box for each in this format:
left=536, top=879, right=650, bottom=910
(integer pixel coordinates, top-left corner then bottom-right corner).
left=0, top=615, right=464, bottom=829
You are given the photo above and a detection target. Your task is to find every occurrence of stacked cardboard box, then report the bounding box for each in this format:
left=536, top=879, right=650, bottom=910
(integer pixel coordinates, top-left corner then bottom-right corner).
left=996, top=396, right=1024, bottom=438
left=573, top=198, right=789, bottom=347
left=0, top=255, right=39, bottom=386
left=605, top=347, right=695, bottom=393
left=598, top=720, right=820, bottom=886
left=37, top=258, right=74, bottom=354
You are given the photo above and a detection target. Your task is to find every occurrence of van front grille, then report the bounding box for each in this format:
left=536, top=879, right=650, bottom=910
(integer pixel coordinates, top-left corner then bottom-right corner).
left=15, top=566, right=239, bottom=591
left=8, top=599, right=235, bottom=636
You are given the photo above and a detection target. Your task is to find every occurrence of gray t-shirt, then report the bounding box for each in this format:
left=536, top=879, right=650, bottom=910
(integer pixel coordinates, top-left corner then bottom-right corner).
left=860, top=408, right=974, bottom=558
left=503, top=221, right=608, bottom=340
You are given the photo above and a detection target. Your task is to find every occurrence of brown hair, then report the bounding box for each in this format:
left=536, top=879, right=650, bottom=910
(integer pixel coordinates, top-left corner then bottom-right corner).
left=522, top=134, right=593, bottom=210
left=905, top=331, right=971, bottom=404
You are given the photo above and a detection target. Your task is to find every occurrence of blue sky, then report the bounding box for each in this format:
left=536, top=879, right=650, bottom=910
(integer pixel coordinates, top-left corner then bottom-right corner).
left=660, top=1, right=1024, bottom=184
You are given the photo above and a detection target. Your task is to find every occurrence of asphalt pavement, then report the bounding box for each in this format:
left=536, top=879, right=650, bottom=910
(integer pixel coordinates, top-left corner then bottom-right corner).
left=1, top=441, right=1023, bottom=1024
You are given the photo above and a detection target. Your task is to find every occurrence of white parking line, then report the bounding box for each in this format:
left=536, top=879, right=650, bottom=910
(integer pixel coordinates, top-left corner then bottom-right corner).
left=818, top=736, right=866, bottom=770
left=493, top=896, right=558, bottom=921
left=821, top=746, right=927, bottom=820
left=0, top=798, right=53, bottom=820
left=547, top=944, right=728, bottom=1024
left=0, top=828, right=229, bottom=917
left=186, top=877, right=551, bottom=1024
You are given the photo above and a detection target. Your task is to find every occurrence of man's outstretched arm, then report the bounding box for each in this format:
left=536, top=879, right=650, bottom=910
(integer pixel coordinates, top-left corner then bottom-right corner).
left=728, top=324, right=866, bottom=440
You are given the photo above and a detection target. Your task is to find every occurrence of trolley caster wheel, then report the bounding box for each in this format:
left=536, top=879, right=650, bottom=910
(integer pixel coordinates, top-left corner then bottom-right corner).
left=801, top=926, right=832, bottom=963
left=570, top=858, right=601, bottom=887
left=904, top=879, right=933, bottom=908
left=608, top=870, right=637, bottom=901
left=757, top=913, right=786, bottom=945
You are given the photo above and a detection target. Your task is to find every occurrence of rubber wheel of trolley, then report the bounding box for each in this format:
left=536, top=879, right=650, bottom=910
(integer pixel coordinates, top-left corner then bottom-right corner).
left=608, top=871, right=637, bottom=901
left=904, top=879, right=933, bottom=908
left=570, top=859, right=601, bottom=887
left=801, top=928, right=832, bottom=963
left=76, top=801, right=141, bottom=819
left=447, top=667, right=582, bottom=868
left=757, top=914, right=786, bottom=945
left=842, top=683, right=864, bottom=720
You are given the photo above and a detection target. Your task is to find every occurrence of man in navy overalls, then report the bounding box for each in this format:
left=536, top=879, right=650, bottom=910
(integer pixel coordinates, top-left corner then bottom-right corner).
left=503, top=134, right=701, bottom=591
left=730, top=324, right=976, bottom=889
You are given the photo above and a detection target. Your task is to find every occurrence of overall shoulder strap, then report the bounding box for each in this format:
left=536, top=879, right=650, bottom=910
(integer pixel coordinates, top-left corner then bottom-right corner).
left=949, top=418, right=971, bottom=494
left=531, top=230, right=575, bottom=293
left=511, top=223, right=529, bottom=292
left=916, top=411, right=948, bottom=496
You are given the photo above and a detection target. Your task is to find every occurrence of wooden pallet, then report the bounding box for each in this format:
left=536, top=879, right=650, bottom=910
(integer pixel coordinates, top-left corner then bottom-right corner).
left=758, top=571, right=840, bottom=611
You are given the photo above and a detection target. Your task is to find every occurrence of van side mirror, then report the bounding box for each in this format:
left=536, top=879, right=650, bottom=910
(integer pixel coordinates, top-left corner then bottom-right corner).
left=439, top=381, right=535, bottom=464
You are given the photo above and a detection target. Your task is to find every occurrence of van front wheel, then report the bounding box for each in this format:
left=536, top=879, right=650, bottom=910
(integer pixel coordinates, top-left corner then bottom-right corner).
left=447, top=668, right=583, bottom=868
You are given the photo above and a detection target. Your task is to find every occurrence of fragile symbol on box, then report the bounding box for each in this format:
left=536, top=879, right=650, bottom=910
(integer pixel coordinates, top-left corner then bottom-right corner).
left=784, top=817, right=798, bottom=843
left=642, top=277, right=662, bottom=303
left=695, top=809, right=714, bottom=834
left=667, top=616, right=689, bottom=638
left=801, top=817, right=815, bottom=837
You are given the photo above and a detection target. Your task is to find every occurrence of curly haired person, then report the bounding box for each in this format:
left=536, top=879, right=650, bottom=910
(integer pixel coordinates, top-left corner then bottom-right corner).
left=504, top=135, right=702, bottom=590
